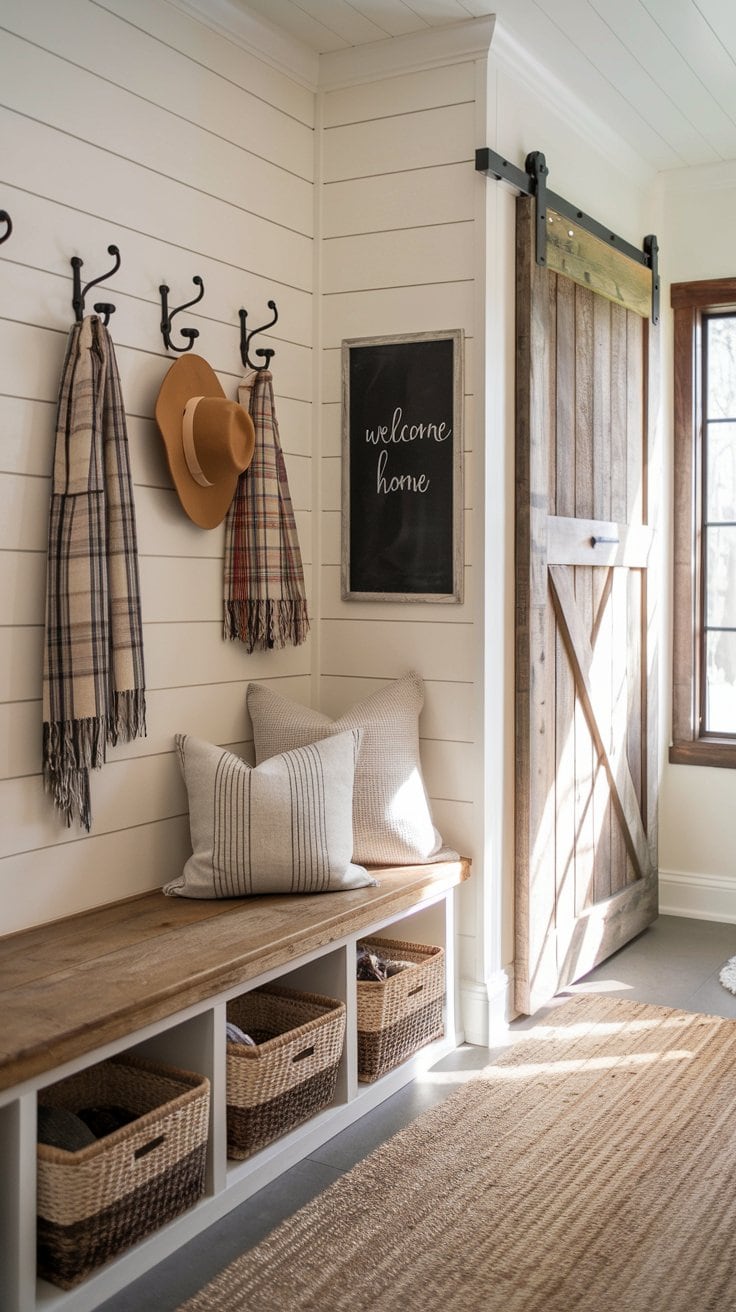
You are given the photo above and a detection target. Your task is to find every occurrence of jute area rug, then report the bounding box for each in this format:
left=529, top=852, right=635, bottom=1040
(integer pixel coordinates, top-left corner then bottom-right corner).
left=180, top=995, right=736, bottom=1312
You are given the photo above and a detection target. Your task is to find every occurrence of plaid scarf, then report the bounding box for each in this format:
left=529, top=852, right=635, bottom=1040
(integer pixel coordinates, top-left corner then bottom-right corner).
left=223, top=369, right=309, bottom=651
left=43, top=316, right=146, bottom=830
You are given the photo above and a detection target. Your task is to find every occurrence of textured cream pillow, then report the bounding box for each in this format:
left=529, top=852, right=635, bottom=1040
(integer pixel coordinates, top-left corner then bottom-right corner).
left=165, top=731, right=375, bottom=898
left=247, top=672, right=457, bottom=866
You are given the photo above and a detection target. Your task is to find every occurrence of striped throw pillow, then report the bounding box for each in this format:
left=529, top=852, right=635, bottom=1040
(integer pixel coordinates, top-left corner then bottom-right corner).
left=164, top=731, right=375, bottom=898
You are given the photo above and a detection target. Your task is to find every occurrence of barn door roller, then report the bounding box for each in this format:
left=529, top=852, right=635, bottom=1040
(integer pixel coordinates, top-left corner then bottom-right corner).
left=476, top=147, right=659, bottom=324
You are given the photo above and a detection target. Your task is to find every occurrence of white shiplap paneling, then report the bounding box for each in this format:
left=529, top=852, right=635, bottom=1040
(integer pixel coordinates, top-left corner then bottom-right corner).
left=1, top=30, right=314, bottom=235
left=0, top=0, right=314, bottom=930
left=322, top=59, right=475, bottom=125
left=0, top=817, right=194, bottom=937
left=102, top=0, right=315, bottom=124
left=322, top=223, right=475, bottom=294
left=318, top=47, right=486, bottom=1008
left=1, top=187, right=314, bottom=345
left=323, top=162, right=475, bottom=238
left=1, top=0, right=314, bottom=175
left=2, top=111, right=312, bottom=292
left=0, top=675, right=311, bottom=783
left=323, top=102, right=475, bottom=181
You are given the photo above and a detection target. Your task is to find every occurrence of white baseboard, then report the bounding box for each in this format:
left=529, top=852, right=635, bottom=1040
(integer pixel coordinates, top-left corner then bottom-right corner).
left=458, top=874, right=736, bottom=1039
left=658, top=869, right=736, bottom=924
left=460, top=967, right=515, bottom=1046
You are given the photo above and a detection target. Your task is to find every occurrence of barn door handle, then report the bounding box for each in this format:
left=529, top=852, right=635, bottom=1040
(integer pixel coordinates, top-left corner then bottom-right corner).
left=591, top=535, right=620, bottom=546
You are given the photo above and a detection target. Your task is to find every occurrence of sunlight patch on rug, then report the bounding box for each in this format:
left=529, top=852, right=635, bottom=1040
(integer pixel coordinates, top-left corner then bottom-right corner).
left=178, top=994, right=736, bottom=1312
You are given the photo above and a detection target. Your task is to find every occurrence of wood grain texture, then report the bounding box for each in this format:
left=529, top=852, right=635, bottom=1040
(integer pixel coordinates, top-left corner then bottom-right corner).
left=515, top=202, right=657, bottom=1012
left=670, top=277, right=736, bottom=310
left=514, top=198, right=556, bottom=1014
left=0, top=860, right=470, bottom=1091
left=547, top=517, right=652, bottom=567
left=555, top=276, right=576, bottom=937
left=669, top=739, right=736, bottom=768
left=545, top=209, right=652, bottom=318
left=610, top=569, right=630, bottom=893
left=574, top=285, right=596, bottom=917
left=591, top=294, right=612, bottom=905
left=549, top=565, right=651, bottom=883
left=627, top=314, right=644, bottom=824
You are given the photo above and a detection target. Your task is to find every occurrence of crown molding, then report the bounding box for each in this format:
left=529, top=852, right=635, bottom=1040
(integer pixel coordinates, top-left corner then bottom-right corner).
left=165, top=0, right=319, bottom=89
left=657, top=157, right=736, bottom=195
left=318, top=16, right=495, bottom=92
left=490, top=18, right=654, bottom=194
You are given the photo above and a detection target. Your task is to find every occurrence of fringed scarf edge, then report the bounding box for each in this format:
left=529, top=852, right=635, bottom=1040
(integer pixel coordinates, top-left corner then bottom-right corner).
left=43, top=690, right=147, bottom=831
left=224, top=599, right=310, bottom=653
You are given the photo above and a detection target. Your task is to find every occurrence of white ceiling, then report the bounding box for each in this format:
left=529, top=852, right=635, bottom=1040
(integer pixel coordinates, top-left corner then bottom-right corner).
left=234, top=0, right=736, bottom=172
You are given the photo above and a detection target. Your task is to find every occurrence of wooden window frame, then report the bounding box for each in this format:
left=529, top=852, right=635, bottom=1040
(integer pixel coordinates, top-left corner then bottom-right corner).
left=671, top=277, right=736, bottom=767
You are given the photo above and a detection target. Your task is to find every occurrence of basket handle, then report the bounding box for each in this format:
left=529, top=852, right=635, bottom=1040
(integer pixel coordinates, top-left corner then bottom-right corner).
left=133, top=1133, right=165, bottom=1160
left=292, top=1045, right=315, bottom=1064
left=408, top=984, right=424, bottom=997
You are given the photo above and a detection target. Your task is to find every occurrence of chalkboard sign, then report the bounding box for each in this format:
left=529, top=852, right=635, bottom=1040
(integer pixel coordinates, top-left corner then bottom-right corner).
left=341, top=330, right=464, bottom=602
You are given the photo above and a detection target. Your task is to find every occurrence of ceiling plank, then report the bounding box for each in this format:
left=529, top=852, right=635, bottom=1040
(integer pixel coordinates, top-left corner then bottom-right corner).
left=293, top=0, right=391, bottom=44
left=593, top=0, right=736, bottom=160
left=397, top=0, right=476, bottom=25
left=534, top=0, right=719, bottom=166
left=458, top=1, right=495, bottom=14
left=225, top=0, right=736, bottom=174
left=349, top=0, right=430, bottom=37
left=695, top=0, right=736, bottom=62
left=643, top=0, right=736, bottom=128
left=240, top=0, right=350, bottom=52
left=492, top=0, right=684, bottom=170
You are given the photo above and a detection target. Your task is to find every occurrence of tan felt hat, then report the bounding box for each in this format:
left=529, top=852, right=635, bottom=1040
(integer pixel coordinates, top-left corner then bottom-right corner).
left=155, top=354, right=256, bottom=529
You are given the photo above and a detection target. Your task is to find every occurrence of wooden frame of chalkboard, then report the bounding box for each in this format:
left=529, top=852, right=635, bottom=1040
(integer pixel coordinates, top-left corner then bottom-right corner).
left=341, top=329, right=464, bottom=603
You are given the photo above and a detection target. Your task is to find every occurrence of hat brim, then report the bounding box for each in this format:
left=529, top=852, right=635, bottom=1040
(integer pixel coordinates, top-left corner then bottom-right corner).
left=155, top=354, right=251, bottom=530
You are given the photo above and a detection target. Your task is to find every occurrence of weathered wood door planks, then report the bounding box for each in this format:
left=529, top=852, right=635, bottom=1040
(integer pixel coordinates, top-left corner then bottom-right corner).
left=515, top=197, right=658, bottom=1015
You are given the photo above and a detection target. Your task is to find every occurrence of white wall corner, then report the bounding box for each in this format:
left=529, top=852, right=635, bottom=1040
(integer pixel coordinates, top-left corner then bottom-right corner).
left=318, top=16, right=495, bottom=91
left=310, top=89, right=324, bottom=711
left=659, top=869, right=736, bottom=924
left=489, top=17, right=655, bottom=195
left=165, top=0, right=319, bottom=88
left=460, top=967, right=515, bottom=1046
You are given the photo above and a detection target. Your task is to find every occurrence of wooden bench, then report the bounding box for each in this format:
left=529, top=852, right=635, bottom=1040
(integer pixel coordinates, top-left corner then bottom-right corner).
left=0, top=857, right=470, bottom=1312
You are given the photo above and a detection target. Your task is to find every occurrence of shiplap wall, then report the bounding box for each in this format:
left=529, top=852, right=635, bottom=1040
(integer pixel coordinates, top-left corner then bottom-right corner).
left=0, top=0, right=315, bottom=933
left=317, top=54, right=487, bottom=1002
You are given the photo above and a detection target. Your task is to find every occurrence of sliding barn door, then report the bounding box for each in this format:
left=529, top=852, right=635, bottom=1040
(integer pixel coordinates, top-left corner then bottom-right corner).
left=515, top=196, right=658, bottom=1016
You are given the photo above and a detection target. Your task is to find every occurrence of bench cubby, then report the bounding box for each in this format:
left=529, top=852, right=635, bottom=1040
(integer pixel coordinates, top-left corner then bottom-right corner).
left=0, top=858, right=470, bottom=1312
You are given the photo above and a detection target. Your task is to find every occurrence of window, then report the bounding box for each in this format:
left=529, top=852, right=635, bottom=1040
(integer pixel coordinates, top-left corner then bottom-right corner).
left=671, top=278, right=736, bottom=766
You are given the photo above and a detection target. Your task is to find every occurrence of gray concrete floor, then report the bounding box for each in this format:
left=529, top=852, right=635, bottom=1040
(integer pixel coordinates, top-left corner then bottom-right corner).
left=99, top=914, right=736, bottom=1312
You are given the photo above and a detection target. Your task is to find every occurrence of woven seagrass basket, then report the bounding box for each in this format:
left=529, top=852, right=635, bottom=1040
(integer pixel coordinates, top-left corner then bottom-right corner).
left=226, top=985, right=346, bottom=1160
left=36, top=1054, right=210, bottom=1289
left=356, top=938, right=445, bottom=1083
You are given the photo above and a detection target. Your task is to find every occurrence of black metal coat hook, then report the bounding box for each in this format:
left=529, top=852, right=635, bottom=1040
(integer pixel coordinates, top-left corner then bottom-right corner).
left=239, top=299, right=278, bottom=370
left=160, top=276, right=204, bottom=353
left=0, top=211, right=12, bottom=245
left=71, top=243, right=121, bottom=325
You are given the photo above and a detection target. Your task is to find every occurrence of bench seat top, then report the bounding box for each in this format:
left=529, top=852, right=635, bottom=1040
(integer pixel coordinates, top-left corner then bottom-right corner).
left=0, top=858, right=470, bottom=1093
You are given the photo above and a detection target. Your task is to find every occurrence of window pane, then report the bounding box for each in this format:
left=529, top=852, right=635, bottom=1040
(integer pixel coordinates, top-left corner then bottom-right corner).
left=707, top=422, right=736, bottom=521
left=705, top=631, right=736, bottom=733
left=705, top=526, right=736, bottom=627
left=707, top=317, right=736, bottom=419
